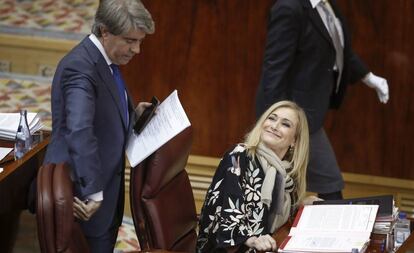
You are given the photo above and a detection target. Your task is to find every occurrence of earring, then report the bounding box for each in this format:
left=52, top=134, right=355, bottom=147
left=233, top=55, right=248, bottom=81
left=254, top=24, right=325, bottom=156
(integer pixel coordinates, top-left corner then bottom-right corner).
left=288, top=145, right=294, bottom=154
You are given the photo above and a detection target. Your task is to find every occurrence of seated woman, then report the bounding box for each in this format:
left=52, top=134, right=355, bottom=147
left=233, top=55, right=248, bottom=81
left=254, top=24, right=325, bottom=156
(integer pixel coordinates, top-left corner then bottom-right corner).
left=196, top=100, right=321, bottom=252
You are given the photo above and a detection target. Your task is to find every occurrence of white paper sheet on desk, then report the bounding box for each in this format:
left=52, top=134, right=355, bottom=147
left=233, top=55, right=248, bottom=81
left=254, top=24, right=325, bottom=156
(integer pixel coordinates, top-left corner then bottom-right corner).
left=0, top=112, right=43, bottom=140
left=126, top=90, right=191, bottom=167
left=0, top=147, right=13, bottom=162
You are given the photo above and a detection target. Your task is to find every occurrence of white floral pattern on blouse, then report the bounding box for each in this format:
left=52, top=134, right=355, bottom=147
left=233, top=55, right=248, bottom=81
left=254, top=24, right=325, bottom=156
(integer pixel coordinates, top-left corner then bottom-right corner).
left=196, top=144, right=270, bottom=253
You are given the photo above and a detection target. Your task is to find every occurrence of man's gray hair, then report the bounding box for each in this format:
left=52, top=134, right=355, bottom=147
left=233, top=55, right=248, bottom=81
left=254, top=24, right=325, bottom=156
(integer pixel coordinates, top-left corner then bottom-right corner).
left=92, top=0, right=155, bottom=37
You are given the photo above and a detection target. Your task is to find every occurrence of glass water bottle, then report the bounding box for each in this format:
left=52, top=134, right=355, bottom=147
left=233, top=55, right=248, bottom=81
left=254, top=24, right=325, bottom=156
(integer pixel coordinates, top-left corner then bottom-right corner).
left=14, top=109, right=32, bottom=160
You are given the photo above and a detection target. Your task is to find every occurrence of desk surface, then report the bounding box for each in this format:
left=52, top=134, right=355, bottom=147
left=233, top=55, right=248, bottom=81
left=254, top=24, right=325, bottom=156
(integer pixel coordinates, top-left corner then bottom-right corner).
left=0, top=136, right=49, bottom=182
left=118, top=226, right=414, bottom=253
left=0, top=135, right=49, bottom=213
left=396, top=233, right=414, bottom=252
left=0, top=135, right=49, bottom=252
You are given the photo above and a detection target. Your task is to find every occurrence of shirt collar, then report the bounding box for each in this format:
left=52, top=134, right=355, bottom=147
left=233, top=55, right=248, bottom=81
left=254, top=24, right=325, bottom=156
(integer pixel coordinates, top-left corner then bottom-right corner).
left=88, top=34, right=112, bottom=66
left=310, top=0, right=323, bottom=8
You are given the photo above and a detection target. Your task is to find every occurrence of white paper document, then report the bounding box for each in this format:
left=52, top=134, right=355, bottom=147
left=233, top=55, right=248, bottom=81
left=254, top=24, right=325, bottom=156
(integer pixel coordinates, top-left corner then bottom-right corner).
left=0, top=112, right=43, bottom=140
left=279, top=204, right=379, bottom=253
left=0, top=147, right=13, bottom=162
left=126, top=90, right=191, bottom=167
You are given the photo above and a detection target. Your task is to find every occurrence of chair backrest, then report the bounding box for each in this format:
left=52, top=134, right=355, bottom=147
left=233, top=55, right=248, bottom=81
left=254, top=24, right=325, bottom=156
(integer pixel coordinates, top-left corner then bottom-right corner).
left=36, top=163, right=90, bottom=253
left=130, top=127, right=197, bottom=252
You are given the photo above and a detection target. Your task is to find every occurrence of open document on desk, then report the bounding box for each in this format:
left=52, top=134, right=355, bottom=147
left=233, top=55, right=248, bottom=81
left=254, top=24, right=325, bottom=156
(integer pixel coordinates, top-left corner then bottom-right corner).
left=279, top=204, right=379, bottom=253
left=126, top=90, right=191, bottom=167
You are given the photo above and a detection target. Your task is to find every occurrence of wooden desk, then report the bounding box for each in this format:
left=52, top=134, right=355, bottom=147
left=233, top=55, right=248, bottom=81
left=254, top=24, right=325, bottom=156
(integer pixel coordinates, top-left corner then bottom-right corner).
left=396, top=233, right=414, bottom=252
left=127, top=234, right=414, bottom=253
left=0, top=136, right=49, bottom=253
left=273, top=221, right=414, bottom=253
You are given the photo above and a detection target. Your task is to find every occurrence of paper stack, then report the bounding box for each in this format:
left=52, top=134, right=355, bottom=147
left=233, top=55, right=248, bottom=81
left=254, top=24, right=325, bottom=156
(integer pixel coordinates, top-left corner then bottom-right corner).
left=0, top=112, right=43, bottom=140
left=313, top=195, right=398, bottom=235
left=373, top=205, right=398, bottom=235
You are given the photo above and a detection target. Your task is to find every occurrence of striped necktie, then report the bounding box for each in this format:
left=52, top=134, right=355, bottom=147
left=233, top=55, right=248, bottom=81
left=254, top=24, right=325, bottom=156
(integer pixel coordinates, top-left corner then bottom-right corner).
left=320, top=0, right=343, bottom=92
left=110, top=64, right=129, bottom=126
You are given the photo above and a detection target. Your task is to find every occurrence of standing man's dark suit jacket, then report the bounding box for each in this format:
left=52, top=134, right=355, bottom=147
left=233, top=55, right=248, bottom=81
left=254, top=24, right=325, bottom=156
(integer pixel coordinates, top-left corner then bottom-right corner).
left=44, top=37, right=135, bottom=237
left=256, top=0, right=369, bottom=133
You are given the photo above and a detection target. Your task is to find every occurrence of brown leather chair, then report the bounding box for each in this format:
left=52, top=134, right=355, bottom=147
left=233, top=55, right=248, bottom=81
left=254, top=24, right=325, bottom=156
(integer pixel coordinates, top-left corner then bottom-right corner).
left=36, top=163, right=90, bottom=253
left=130, top=127, right=197, bottom=253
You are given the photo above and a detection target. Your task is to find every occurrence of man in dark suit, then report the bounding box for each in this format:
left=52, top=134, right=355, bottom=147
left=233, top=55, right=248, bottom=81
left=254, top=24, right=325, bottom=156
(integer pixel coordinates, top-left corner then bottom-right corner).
left=43, top=0, right=154, bottom=252
left=256, top=0, right=389, bottom=200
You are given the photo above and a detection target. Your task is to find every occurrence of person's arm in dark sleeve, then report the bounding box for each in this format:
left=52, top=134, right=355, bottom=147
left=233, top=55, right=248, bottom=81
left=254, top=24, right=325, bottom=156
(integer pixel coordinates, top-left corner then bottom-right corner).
left=61, top=65, right=103, bottom=198
left=260, top=2, right=301, bottom=110
left=347, top=50, right=369, bottom=84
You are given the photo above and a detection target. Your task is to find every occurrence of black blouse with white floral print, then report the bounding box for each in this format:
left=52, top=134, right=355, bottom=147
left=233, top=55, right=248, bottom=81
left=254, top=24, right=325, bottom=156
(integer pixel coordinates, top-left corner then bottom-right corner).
left=196, top=144, right=271, bottom=253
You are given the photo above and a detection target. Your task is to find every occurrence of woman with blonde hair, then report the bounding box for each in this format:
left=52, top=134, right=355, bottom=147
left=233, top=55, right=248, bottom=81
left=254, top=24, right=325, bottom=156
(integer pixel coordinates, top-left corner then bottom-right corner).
left=196, top=100, right=321, bottom=252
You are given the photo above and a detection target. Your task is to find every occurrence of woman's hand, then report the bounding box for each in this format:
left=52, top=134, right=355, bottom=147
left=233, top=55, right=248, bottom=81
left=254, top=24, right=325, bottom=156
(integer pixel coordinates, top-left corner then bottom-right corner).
left=135, top=102, right=153, bottom=117
left=245, top=234, right=277, bottom=252
left=302, top=195, right=323, bottom=205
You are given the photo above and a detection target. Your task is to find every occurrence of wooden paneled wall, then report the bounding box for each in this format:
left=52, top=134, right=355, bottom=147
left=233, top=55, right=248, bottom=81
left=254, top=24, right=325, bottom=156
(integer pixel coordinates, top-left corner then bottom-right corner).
left=123, top=0, right=414, bottom=180
left=123, top=0, right=273, bottom=155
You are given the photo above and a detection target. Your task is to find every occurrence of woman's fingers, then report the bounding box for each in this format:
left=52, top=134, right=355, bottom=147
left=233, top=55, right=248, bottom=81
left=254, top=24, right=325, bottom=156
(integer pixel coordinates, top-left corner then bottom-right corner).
left=253, top=234, right=277, bottom=251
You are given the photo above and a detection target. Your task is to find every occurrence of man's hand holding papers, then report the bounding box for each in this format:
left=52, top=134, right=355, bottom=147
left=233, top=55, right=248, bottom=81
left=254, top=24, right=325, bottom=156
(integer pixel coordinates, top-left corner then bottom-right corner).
left=126, top=90, right=191, bottom=167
